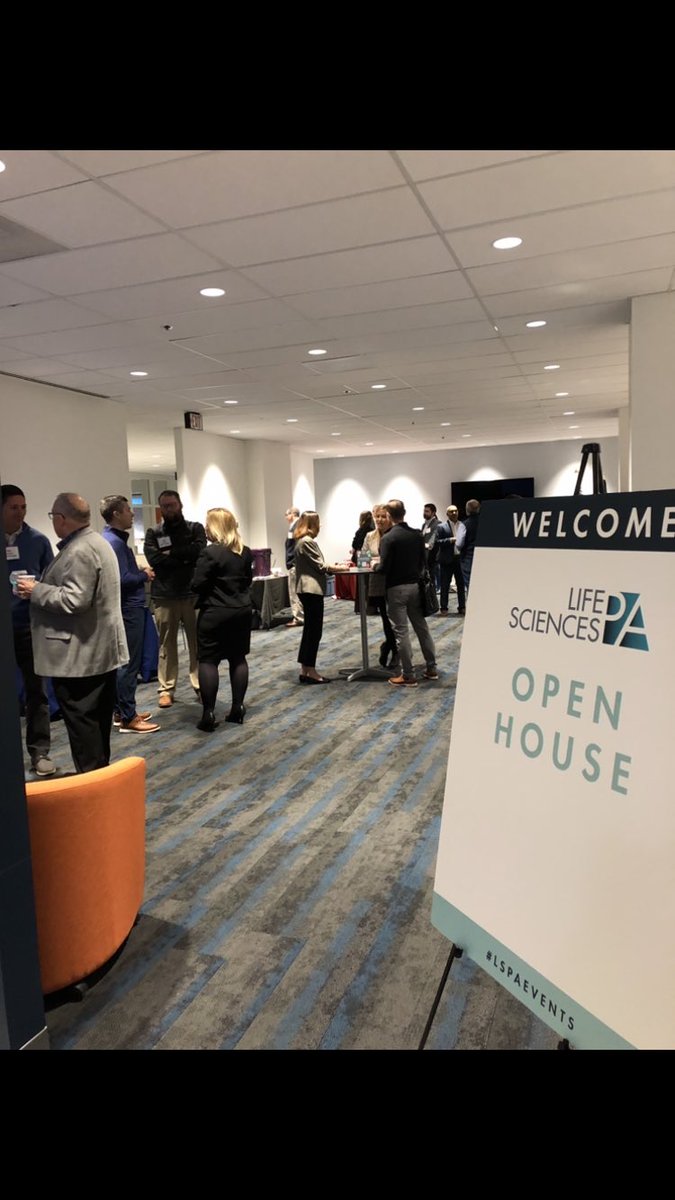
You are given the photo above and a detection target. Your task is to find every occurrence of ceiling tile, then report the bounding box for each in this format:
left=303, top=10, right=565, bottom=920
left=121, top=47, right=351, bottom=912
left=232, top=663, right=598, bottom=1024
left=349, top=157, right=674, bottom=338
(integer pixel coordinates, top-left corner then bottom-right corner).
left=0, top=181, right=166, bottom=248
left=419, top=150, right=675, bottom=229
left=396, top=149, right=553, bottom=181
left=0, top=150, right=88, bottom=198
left=239, top=236, right=457, bottom=296
left=103, top=150, right=405, bottom=227
left=0, top=234, right=224, bottom=294
left=57, top=150, right=206, bottom=175
left=183, top=187, right=436, bottom=265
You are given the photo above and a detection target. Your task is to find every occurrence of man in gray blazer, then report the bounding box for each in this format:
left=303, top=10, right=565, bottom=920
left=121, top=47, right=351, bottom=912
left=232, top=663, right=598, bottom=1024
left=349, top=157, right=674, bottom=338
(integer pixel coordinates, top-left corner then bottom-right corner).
left=17, top=493, right=129, bottom=773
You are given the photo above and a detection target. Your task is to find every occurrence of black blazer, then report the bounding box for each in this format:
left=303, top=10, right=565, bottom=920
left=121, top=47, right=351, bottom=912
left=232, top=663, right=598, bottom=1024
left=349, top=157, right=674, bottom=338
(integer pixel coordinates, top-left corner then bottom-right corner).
left=192, top=544, right=254, bottom=612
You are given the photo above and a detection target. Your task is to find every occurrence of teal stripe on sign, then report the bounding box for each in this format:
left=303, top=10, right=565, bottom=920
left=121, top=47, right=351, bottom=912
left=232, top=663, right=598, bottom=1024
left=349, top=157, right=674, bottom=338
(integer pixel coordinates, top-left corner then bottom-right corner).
left=431, top=893, right=634, bottom=1051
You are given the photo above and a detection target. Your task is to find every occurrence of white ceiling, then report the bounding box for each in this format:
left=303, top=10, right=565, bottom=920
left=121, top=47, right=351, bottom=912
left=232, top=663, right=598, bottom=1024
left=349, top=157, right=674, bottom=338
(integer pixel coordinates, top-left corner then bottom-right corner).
left=1, top=148, right=674, bottom=473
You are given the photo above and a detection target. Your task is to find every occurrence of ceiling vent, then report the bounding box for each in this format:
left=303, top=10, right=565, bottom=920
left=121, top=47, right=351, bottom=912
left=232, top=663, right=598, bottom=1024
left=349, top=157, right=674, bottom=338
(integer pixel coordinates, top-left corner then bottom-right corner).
left=0, top=214, right=65, bottom=264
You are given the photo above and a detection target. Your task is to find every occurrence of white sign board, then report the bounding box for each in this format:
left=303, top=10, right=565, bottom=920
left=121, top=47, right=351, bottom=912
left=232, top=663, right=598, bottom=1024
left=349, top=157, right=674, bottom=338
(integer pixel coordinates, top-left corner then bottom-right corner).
left=432, top=490, right=675, bottom=1050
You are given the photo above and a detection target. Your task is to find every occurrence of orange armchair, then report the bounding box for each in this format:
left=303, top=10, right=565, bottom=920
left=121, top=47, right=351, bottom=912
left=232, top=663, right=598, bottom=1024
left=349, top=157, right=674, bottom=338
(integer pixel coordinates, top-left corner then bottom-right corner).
left=25, top=756, right=146, bottom=995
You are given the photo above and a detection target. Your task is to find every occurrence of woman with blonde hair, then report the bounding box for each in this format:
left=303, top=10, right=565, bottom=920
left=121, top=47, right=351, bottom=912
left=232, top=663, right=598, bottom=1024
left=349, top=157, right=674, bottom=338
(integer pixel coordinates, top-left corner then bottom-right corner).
left=364, top=504, right=400, bottom=670
left=294, top=510, right=335, bottom=683
left=191, top=508, right=253, bottom=730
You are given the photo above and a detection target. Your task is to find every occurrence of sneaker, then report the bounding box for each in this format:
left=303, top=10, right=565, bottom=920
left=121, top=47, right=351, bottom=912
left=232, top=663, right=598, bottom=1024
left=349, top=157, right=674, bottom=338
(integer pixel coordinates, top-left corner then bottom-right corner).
left=388, top=675, right=418, bottom=688
left=423, top=668, right=439, bottom=680
left=31, top=756, right=57, bottom=776
left=158, top=693, right=174, bottom=708
left=116, top=710, right=152, bottom=725
left=119, top=715, right=161, bottom=734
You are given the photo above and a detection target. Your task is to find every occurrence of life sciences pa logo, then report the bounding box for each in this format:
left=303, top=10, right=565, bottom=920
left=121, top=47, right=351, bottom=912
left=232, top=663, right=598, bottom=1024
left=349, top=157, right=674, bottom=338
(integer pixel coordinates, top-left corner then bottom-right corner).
left=508, top=584, right=649, bottom=650
left=603, top=591, right=649, bottom=652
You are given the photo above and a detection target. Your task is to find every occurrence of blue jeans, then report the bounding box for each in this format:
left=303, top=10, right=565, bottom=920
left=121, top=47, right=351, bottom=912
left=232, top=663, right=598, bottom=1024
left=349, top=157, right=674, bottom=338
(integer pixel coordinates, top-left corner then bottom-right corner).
left=117, top=607, right=145, bottom=721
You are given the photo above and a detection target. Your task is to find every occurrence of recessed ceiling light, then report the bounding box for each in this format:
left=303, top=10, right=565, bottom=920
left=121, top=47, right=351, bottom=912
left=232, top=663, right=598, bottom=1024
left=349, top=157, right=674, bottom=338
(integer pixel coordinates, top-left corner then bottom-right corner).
left=223, top=399, right=238, bottom=405
left=555, top=392, right=570, bottom=397
left=526, top=320, right=547, bottom=328
left=563, top=410, right=575, bottom=416
left=440, top=422, right=451, bottom=427
left=286, top=418, right=298, bottom=423
left=462, top=434, right=472, bottom=438
left=336, top=454, right=345, bottom=458
left=568, top=425, right=579, bottom=429
left=493, top=236, right=522, bottom=250
left=130, top=370, right=148, bottom=377
left=365, top=442, right=374, bottom=446
left=0, top=161, right=6, bottom=173
left=544, top=364, right=561, bottom=371
left=307, top=348, right=327, bottom=356
left=331, top=432, right=341, bottom=436
left=371, top=384, right=387, bottom=390
left=316, top=449, right=325, bottom=453
left=230, top=429, right=240, bottom=434
left=200, top=287, right=226, bottom=297
left=493, top=325, right=500, bottom=332
left=412, top=406, right=425, bottom=411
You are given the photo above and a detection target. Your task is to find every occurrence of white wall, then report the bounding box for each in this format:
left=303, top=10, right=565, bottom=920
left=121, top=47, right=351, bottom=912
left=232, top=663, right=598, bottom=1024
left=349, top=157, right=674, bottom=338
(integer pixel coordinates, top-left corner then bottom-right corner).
left=0, top=374, right=130, bottom=547
left=175, top=429, right=313, bottom=571
left=315, top=438, right=619, bottom=563
left=175, top=427, right=250, bottom=537
left=290, top=449, right=316, bottom=516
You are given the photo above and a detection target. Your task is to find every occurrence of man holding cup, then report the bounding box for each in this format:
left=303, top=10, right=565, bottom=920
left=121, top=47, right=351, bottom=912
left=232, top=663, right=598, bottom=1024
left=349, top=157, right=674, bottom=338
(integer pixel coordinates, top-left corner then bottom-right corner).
left=17, top=493, right=129, bottom=774
left=3, top=484, right=57, bottom=776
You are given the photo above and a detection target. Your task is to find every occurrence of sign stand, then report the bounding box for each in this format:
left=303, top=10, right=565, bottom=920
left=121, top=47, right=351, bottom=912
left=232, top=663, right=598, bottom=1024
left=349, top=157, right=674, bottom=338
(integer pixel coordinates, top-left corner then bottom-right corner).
left=418, top=944, right=463, bottom=1050
left=425, top=442, right=638, bottom=1051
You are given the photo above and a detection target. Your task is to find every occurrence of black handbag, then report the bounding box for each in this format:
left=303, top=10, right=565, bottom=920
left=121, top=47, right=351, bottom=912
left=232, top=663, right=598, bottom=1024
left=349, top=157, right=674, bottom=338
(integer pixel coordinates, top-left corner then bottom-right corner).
left=419, top=569, right=439, bottom=617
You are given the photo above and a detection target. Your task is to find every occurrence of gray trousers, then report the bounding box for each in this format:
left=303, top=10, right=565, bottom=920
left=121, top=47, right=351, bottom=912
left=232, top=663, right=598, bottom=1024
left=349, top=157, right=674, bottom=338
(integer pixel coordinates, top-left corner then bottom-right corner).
left=386, top=583, right=437, bottom=679
left=287, top=565, right=304, bottom=622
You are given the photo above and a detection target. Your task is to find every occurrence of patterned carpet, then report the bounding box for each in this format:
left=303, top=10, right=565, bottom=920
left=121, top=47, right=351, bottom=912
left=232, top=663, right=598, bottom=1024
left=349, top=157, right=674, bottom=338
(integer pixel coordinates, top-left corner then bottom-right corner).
left=41, top=596, right=558, bottom=1050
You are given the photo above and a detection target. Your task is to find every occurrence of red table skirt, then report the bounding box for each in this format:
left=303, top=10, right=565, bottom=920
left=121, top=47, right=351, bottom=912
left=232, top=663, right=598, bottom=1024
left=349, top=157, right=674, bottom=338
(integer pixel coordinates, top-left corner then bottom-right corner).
left=334, top=573, right=357, bottom=601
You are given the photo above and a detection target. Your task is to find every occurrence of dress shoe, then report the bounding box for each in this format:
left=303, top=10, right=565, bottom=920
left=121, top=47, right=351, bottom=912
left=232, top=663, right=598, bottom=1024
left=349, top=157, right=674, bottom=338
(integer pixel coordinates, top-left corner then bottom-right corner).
left=115, top=709, right=152, bottom=726
left=438, top=609, right=449, bottom=617
left=299, top=674, right=331, bottom=684
left=457, top=608, right=466, bottom=615
left=158, top=693, right=174, bottom=708
left=225, top=704, right=246, bottom=724
left=286, top=619, right=303, bottom=628
left=119, top=715, right=161, bottom=733
left=196, top=711, right=218, bottom=732
left=31, top=755, right=57, bottom=776
left=388, top=674, right=418, bottom=688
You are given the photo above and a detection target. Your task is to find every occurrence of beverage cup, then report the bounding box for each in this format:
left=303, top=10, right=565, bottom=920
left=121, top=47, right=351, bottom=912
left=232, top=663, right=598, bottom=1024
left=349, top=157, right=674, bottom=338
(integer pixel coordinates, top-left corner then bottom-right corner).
left=13, top=571, right=35, bottom=596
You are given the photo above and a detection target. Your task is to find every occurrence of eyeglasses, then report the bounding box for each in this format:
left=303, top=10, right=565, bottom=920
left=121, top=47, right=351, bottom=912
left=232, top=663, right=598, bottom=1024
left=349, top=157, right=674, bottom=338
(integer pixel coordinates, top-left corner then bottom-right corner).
left=48, top=511, right=64, bottom=519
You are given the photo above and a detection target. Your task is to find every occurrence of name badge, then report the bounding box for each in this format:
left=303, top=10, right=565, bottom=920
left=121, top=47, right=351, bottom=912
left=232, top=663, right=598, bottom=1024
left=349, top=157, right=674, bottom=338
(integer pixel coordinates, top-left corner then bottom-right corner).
left=6, top=546, right=20, bottom=560
left=157, top=536, right=171, bottom=548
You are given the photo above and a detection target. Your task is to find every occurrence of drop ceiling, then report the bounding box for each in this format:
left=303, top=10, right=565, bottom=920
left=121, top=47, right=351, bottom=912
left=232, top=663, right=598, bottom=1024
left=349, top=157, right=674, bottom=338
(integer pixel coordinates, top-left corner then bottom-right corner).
left=1, top=148, right=673, bottom=473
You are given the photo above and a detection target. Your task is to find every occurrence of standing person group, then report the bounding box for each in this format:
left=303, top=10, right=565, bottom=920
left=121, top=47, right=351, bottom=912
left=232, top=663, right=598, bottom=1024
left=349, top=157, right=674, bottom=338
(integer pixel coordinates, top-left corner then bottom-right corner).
left=192, top=508, right=254, bottom=731
left=144, top=490, right=206, bottom=708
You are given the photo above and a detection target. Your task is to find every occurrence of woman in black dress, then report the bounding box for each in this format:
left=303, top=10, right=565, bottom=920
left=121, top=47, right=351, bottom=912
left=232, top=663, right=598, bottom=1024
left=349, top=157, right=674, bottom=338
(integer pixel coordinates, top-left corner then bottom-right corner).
left=192, top=508, right=253, bottom=731
left=351, top=509, right=375, bottom=564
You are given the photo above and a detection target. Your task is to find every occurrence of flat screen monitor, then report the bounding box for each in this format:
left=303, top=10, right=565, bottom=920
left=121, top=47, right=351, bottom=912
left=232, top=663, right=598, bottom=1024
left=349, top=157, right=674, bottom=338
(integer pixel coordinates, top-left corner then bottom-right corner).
left=451, top=478, right=534, bottom=517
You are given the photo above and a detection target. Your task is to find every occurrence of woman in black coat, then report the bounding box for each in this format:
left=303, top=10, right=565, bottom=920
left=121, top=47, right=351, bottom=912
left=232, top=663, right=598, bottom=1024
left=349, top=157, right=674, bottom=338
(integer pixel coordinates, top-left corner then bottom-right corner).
left=192, top=508, right=253, bottom=731
left=350, top=510, right=375, bottom=563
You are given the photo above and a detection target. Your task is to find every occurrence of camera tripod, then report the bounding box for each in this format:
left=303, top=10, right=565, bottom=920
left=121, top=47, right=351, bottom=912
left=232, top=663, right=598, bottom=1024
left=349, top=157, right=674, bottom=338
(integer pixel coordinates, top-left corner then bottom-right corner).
left=574, top=442, right=606, bottom=496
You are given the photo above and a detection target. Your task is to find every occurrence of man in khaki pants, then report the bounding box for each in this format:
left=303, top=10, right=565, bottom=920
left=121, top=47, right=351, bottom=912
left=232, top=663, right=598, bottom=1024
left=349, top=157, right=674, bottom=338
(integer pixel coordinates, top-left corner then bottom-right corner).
left=144, top=490, right=206, bottom=708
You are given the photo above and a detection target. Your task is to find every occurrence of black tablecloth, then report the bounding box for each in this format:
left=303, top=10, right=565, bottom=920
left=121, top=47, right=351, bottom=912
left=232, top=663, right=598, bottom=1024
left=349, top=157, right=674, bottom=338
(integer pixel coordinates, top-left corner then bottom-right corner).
left=250, top=575, right=290, bottom=629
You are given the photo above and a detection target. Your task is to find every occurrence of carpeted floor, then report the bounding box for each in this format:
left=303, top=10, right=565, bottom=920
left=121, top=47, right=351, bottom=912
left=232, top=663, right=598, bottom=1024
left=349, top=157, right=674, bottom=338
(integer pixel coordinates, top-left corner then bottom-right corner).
left=39, top=596, right=558, bottom=1050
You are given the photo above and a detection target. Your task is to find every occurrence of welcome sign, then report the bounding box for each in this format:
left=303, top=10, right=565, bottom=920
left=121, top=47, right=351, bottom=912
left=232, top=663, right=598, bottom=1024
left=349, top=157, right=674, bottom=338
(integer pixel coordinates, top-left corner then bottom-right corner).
left=432, top=490, right=675, bottom=1050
